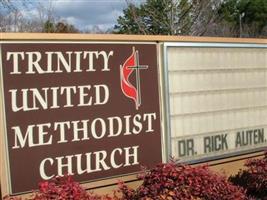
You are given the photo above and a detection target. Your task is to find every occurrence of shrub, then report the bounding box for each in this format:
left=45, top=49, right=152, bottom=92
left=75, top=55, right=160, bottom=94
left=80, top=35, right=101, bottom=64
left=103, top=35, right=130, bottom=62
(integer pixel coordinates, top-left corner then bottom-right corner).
left=5, top=159, right=259, bottom=200
left=118, top=161, right=249, bottom=200
left=3, top=175, right=114, bottom=200
left=229, top=151, right=267, bottom=200
left=35, top=175, right=102, bottom=200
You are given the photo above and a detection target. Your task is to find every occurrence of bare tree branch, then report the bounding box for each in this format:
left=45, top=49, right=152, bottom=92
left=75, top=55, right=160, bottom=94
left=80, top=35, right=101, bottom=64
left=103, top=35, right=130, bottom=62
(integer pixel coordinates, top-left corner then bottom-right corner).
left=125, top=0, right=147, bottom=35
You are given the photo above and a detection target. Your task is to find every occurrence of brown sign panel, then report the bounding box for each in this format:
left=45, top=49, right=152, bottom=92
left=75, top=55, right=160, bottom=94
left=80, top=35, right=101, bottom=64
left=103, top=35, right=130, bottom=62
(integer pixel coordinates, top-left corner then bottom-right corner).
left=1, top=43, right=162, bottom=194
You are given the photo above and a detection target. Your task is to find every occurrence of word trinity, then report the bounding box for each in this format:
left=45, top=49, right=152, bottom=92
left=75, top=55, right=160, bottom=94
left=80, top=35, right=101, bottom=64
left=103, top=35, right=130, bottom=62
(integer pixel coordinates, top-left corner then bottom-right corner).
left=6, top=50, right=114, bottom=74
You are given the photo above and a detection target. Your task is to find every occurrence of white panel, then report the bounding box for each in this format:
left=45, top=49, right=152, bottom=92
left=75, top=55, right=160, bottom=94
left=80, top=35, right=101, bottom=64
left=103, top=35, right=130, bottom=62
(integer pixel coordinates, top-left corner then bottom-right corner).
left=167, top=45, right=267, bottom=160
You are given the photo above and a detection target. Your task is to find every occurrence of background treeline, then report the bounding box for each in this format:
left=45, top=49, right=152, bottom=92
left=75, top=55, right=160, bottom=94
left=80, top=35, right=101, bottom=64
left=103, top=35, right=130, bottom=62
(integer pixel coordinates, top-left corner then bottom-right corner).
left=114, top=0, right=267, bottom=38
left=1, top=0, right=266, bottom=37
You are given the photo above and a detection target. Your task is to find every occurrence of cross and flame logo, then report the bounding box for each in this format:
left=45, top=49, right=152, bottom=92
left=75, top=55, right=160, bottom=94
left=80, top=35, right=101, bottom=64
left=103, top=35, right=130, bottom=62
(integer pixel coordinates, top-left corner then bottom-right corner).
left=120, top=47, right=148, bottom=110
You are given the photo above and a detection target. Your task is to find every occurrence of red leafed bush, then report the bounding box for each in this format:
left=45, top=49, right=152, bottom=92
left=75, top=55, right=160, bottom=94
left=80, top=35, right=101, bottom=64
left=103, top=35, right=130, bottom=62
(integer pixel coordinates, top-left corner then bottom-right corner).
left=3, top=175, right=115, bottom=200
left=34, top=175, right=103, bottom=200
left=118, top=161, right=249, bottom=200
left=229, top=151, right=267, bottom=200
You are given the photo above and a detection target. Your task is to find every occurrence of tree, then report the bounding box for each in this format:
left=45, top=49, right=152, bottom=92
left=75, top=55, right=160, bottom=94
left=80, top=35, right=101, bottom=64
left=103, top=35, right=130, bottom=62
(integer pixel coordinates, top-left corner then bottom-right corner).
left=0, top=0, right=51, bottom=32
left=0, top=0, right=29, bottom=12
left=189, top=0, right=222, bottom=36
left=55, top=21, right=79, bottom=33
left=114, top=0, right=223, bottom=36
left=43, top=20, right=55, bottom=33
left=114, top=3, right=144, bottom=34
left=114, top=0, right=266, bottom=37
left=43, top=20, right=79, bottom=33
left=141, top=0, right=176, bottom=35
left=0, top=0, right=80, bottom=33
left=218, top=0, right=267, bottom=37
left=176, top=0, right=192, bottom=35
left=0, top=0, right=28, bottom=32
left=114, top=0, right=180, bottom=35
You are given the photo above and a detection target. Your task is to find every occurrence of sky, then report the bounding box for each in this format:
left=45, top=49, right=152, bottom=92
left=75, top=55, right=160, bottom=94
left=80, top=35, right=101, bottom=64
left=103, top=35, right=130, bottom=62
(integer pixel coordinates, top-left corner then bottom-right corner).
left=7, top=0, right=144, bottom=31
left=52, top=0, right=128, bottom=31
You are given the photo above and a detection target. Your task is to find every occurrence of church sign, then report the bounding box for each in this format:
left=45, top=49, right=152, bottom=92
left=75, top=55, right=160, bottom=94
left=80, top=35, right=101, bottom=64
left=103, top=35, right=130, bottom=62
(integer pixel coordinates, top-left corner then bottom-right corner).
left=0, top=42, right=162, bottom=194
